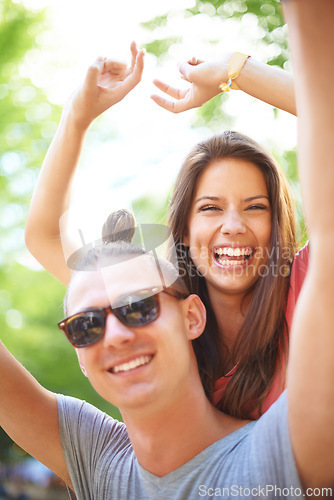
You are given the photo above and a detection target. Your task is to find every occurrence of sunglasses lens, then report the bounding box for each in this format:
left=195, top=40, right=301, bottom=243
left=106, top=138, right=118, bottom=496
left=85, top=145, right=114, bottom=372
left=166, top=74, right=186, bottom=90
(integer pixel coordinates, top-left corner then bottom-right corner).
left=61, top=289, right=163, bottom=347
left=67, top=311, right=106, bottom=347
left=115, top=294, right=159, bottom=327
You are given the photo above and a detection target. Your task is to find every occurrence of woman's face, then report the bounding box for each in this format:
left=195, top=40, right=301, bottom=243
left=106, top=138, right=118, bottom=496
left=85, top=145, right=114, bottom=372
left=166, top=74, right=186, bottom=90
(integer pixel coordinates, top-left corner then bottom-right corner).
left=184, top=158, right=272, bottom=299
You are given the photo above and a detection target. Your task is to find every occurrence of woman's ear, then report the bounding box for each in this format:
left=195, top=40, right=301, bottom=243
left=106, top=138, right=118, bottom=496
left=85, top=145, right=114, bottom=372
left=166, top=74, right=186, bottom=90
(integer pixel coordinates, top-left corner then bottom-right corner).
left=183, top=294, right=206, bottom=340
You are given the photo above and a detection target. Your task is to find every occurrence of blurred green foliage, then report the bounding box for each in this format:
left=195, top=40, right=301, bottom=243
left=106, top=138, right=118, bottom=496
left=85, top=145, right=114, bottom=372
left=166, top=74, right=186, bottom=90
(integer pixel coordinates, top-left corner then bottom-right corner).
left=280, top=148, right=308, bottom=246
left=144, top=37, right=182, bottom=59
left=0, top=0, right=60, bottom=263
left=190, top=93, right=234, bottom=132
left=0, top=0, right=120, bottom=463
left=187, top=0, right=288, bottom=66
left=143, top=0, right=288, bottom=66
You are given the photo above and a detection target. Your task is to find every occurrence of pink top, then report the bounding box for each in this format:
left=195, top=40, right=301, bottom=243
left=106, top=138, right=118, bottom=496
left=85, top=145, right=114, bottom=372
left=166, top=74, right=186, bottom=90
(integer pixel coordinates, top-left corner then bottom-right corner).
left=212, top=242, right=309, bottom=419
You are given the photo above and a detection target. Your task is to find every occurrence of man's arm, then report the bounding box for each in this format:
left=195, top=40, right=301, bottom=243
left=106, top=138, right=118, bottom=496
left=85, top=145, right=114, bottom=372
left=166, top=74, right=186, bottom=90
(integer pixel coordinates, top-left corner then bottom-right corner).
left=25, top=42, right=145, bottom=285
left=0, top=341, right=71, bottom=487
left=283, top=0, right=334, bottom=490
left=151, top=53, right=296, bottom=115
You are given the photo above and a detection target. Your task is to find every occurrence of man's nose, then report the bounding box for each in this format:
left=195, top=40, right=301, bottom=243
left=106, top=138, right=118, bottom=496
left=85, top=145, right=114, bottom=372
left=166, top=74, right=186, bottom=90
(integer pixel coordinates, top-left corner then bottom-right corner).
left=102, top=313, right=136, bottom=348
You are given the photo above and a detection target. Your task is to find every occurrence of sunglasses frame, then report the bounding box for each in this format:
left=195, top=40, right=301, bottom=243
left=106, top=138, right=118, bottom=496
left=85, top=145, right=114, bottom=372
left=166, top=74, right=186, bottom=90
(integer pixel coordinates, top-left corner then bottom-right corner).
left=58, top=286, right=188, bottom=348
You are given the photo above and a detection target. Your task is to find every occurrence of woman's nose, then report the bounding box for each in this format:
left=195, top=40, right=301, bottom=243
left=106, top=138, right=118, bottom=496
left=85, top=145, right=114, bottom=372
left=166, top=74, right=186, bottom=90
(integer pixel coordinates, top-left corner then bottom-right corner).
left=220, top=210, right=246, bottom=236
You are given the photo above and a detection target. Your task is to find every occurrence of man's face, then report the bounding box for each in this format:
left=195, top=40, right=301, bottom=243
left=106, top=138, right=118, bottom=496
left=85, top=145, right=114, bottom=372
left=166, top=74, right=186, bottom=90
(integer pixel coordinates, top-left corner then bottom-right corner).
left=67, top=255, right=198, bottom=416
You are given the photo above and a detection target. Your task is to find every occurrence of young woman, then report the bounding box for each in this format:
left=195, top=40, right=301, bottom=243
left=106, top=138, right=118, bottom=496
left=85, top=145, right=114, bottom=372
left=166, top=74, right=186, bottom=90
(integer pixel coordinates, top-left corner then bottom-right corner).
left=166, top=131, right=308, bottom=418
left=25, top=41, right=307, bottom=419
left=149, top=53, right=308, bottom=418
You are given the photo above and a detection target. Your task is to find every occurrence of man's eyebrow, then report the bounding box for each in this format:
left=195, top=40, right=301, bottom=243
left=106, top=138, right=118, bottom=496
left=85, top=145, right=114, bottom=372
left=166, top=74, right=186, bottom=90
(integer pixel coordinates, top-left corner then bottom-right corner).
left=71, top=306, right=104, bottom=316
left=194, top=195, right=270, bottom=204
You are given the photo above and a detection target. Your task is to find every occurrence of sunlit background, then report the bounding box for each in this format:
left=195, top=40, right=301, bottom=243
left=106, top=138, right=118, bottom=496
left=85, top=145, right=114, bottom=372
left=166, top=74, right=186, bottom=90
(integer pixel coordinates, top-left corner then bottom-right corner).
left=16, top=0, right=297, bottom=253
left=0, top=0, right=299, bottom=496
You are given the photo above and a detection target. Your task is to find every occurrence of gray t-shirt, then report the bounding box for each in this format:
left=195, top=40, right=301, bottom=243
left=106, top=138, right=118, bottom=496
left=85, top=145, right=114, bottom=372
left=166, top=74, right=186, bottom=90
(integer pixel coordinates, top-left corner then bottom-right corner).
left=58, top=391, right=302, bottom=499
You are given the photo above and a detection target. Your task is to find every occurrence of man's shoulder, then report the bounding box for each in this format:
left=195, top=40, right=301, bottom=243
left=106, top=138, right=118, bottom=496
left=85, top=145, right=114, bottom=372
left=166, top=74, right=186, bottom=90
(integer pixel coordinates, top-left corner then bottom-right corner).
left=57, top=393, right=128, bottom=443
left=213, top=392, right=290, bottom=469
left=250, top=391, right=288, bottom=439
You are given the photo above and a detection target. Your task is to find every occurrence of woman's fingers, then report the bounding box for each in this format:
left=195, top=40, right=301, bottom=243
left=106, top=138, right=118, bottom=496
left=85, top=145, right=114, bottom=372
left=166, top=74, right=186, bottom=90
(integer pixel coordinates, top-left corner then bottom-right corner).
left=84, top=57, right=105, bottom=89
left=151, top=78, right=192, bottom=113
left=187, top=57, right=204, bottom=66
left=130, top=41, right=139, bottom=70
left=97, top=41, right=140, bottom=78
left=131, top=49, right=145, bottom=81
left=151, top=94, right=178, bottom=112
left=103, top=59, right=128, bottom=75
left=177, top=58, right=204, bottom=82
left=151, top=93, right=191, bottom=113
left=152, top=79, right=188, bottom=99
left=121, top=49, right=145, bottom=93
left=177, top=61, right=196, bottom=82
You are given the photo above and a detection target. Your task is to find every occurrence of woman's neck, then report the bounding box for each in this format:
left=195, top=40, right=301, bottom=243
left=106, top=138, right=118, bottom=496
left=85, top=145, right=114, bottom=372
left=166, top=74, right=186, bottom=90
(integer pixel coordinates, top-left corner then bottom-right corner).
left=207, top=286, right=252, bottom=366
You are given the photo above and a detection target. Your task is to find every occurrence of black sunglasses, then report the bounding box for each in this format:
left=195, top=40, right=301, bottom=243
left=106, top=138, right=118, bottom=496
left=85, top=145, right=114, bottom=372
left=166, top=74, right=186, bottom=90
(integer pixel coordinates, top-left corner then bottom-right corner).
left=58, top=286, right=188, bottom=348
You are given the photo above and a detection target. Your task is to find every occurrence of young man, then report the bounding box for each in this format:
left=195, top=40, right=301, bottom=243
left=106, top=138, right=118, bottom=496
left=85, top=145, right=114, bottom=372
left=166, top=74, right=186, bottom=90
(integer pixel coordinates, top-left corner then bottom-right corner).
left=1, top=0, right=334, bottom=498
left=0, top=241, right=301, bottom=498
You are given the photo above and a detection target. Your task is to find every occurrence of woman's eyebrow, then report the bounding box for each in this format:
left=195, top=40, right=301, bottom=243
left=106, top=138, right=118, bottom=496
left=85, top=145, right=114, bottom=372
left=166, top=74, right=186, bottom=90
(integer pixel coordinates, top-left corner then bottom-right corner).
left=244, top=195, right=270, bottom=202
left=194, top=194, right=269, bottom=205
left=194, top=195, right=220, bottom=204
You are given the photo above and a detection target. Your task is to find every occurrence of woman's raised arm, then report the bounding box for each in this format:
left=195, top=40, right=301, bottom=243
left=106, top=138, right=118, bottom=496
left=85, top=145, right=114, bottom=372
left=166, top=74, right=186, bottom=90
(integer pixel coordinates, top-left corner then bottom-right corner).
left=25, top=42, right=145, bottom=285
left=283, top=0, right=334, bottom=490
left=151, top=52, right=296, bottom=115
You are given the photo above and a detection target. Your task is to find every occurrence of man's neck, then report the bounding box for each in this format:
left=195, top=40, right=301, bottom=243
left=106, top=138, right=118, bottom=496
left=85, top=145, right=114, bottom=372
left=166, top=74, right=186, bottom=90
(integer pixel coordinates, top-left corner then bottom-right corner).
left=122, top=377, right=248, bottom=477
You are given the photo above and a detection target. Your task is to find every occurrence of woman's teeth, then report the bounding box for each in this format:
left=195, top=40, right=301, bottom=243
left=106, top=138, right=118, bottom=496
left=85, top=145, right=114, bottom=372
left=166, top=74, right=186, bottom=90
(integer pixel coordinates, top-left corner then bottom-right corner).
left=214, top=247, right=252, bottom=266
left=215, top=247, right=252, bottom=257
left=217, top=258, right=247, bottom=266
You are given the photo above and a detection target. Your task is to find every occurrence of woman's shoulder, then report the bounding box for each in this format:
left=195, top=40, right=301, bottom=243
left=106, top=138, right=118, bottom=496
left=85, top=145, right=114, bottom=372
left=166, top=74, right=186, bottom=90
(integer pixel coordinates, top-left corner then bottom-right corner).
left=290, top=241, right=309, bottom=292
left=294, top=241, right=309, bottom=264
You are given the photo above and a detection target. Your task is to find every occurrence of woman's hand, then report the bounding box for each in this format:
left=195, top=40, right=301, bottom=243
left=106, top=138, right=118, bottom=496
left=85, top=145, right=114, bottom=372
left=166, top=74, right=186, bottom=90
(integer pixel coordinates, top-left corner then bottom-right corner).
left=152, top=52, right=296, bottom=116
left=25, top=42, right=145, bottom=285
left=151, top=54, right=232, bottom=113
left=65, top=41, right=145, bottom=129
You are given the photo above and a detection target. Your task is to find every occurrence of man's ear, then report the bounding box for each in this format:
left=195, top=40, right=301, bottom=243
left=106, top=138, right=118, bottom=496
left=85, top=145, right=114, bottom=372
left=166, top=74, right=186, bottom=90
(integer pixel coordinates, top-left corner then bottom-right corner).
left=183, top=294, right=206, bottom=340
left=75, top=349, right=88, bottom=377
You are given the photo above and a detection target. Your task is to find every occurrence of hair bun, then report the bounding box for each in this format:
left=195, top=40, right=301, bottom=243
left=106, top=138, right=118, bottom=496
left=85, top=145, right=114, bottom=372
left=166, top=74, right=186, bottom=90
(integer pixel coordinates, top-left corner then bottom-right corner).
left=102, top=209, right=136, bottom=244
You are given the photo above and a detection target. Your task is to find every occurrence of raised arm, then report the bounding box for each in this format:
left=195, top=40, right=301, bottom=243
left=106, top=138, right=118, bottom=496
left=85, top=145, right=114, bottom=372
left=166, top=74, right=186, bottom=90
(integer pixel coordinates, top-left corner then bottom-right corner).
left=0, top=341, right=71, bottom=487
left=151, top=53, right=296, bottom=115
left=25, top=42, right=145, bottom=285
left=283, top=0, right=334, bottom=490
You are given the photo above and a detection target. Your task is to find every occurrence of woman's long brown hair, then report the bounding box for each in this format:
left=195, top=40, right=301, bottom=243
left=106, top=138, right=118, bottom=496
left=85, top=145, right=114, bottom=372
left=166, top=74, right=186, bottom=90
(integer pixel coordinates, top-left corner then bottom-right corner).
left=168, top=131, right=297, bottom=419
